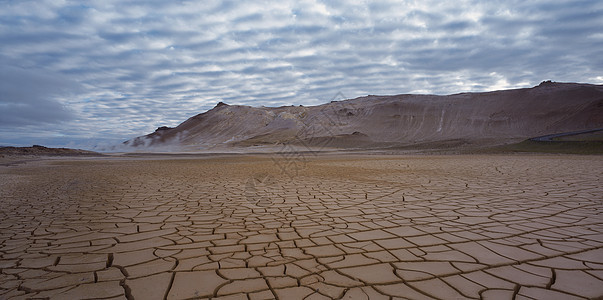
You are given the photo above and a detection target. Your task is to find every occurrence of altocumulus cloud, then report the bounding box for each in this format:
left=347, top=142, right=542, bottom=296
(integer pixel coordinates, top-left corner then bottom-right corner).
left=0, top=0, right=602, bottom=149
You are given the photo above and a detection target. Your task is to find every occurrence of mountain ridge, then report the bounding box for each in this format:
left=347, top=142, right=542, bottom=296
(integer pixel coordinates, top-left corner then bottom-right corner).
left=124, top=82, right=603, bottom=152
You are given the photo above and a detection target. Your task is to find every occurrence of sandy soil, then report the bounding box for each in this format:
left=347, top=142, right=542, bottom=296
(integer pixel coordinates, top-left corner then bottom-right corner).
left=0, top=154, right=602, bottom=299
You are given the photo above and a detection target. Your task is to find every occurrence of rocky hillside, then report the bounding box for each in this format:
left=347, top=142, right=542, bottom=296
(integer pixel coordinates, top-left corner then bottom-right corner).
left=124, top=82, right=603, bottom=151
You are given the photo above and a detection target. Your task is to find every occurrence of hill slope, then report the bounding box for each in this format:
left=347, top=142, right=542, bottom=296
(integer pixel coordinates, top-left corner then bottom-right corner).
left=124, top=82, right=603, bottom=152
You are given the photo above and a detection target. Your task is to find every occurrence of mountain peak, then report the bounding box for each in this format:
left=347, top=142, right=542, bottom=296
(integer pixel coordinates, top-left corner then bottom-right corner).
left=215, top=102, right=229, bottom=108
left=537, top=80, right=556, bottom=87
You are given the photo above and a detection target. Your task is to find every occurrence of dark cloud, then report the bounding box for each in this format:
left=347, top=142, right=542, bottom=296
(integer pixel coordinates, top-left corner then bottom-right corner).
left=0, top=0, right=601, bottom=149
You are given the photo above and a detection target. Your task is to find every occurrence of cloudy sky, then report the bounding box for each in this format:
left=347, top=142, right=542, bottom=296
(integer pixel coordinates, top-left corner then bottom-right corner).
left=1, top=0, right=602, bottom=149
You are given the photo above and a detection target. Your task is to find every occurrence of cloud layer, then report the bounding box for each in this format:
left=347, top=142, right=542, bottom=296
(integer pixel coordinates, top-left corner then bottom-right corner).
left=1, top=0, right=602, bottom=149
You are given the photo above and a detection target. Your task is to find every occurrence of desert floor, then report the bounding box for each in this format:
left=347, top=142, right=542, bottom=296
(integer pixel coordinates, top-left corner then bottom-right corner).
left=0, top=154, right=602, bottom=299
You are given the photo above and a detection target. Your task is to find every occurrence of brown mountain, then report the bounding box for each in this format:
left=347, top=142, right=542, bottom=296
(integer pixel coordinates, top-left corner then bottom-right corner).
left=124, top=81, right=603, bottom=151
left=0, top=145, right=99, bottom=156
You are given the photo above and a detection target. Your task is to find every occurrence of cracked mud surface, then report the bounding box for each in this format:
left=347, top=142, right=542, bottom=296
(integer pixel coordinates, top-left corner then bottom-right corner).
left=0, top=154, right=602, bottom=299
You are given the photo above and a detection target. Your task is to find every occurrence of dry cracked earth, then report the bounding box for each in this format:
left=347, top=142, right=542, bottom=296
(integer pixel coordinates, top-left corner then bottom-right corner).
left=0, top=154, right=602, bottom=299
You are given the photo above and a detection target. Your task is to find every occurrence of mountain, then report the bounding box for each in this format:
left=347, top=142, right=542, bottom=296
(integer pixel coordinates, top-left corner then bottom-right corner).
left=124, top=81, right=603, bottom=152
left=0, top=145, right=100, bottom=156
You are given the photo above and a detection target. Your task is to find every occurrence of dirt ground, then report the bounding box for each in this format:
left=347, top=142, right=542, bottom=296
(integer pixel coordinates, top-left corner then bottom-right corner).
left=0, top=154, right=602, bottom=299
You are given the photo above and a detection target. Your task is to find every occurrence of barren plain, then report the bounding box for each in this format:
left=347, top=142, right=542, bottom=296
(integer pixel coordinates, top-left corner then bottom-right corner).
left=0, top=154, right=602, bottom=299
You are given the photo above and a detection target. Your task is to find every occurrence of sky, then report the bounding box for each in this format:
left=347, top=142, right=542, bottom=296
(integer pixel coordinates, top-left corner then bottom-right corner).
left=1, top=0, right=602, bottom=150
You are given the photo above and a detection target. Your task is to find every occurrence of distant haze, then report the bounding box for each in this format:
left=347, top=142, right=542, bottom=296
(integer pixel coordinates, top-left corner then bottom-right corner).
left=1, top=1, right=602, bottom=149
